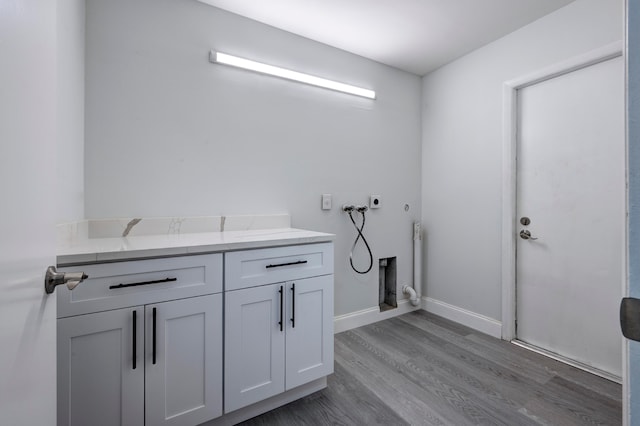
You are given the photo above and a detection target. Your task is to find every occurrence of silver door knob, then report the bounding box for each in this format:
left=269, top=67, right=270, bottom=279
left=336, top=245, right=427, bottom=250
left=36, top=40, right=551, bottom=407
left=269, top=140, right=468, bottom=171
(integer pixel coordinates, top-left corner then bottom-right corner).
left=519, top=229, right=538, bottom=240
left=44, top=266, right=88, bottom=294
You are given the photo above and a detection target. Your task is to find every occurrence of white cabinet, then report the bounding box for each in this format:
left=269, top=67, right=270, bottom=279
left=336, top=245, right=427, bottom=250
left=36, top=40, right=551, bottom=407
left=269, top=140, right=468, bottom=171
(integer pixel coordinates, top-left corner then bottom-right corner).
left=57, top=254, right=223, bottom=426
left=57, top=307, right=144, bottom=426
left=145, top=294, right=223, bottom=426
left=224, top=283, right=286, bottom=412
left=285, top=275, right=334, bottom=390
left=57, top=241, right=334, bottom=424
left=224, top=244, right=334, bottom=413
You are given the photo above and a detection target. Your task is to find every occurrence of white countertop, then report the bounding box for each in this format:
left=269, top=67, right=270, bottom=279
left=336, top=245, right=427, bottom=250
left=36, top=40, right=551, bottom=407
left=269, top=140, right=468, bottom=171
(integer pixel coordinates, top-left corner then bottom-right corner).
left=57, top=228, right=335, bottom=265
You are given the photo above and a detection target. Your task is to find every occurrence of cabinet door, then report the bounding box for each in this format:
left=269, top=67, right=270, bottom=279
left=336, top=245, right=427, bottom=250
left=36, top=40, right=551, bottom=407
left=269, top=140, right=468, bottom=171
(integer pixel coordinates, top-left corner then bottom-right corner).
left=286, top=275, right=334, bottom=390
left=58, top=307, right=144, bottom=426
left=225, top=283, right=285, bottom=412
left=145, top=294, right=223, bottom=426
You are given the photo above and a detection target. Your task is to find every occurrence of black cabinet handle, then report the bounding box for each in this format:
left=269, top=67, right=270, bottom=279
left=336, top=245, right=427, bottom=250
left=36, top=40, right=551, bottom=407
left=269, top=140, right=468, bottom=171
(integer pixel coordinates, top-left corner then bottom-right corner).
left=278, top=286, right=284, bottom=332
left=109, top=277, right=177, bottom=290
left=132, top=310, right=137, bottom=370
left=266, top=260, right=307, bottom=269
left=152, top=307, right=157, bottom=365
left=291, top=283, right=295, bottom=328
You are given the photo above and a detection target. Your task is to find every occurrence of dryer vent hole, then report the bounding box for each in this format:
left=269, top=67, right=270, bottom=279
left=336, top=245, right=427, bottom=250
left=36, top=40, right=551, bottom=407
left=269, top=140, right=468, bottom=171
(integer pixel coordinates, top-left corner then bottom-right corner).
left=379, top=257, right=397, bottom=312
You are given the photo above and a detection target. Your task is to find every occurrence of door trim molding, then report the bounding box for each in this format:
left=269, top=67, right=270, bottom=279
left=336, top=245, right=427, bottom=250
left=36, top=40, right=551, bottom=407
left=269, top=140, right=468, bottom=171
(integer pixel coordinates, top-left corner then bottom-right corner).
left=500, top=41, right=623, bottom=340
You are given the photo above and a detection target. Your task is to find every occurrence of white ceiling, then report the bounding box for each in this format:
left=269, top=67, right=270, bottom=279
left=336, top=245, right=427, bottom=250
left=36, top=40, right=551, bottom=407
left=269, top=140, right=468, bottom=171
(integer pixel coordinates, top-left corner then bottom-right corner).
left=198, top=0, right=575, bottom=75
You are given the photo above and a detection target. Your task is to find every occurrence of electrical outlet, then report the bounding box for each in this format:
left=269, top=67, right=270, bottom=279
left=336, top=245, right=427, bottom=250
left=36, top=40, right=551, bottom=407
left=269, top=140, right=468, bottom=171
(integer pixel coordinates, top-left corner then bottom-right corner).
left=370, top=195, right=381, bottom=209
left=322, top=194, right=332, bottom=210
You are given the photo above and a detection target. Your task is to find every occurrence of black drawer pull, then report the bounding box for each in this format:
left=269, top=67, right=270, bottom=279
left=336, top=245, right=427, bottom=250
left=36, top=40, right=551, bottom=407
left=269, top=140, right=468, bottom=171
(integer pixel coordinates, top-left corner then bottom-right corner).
left=109, top=277, right=177, bottom=290
left=266, top=260, right=308, bottom=269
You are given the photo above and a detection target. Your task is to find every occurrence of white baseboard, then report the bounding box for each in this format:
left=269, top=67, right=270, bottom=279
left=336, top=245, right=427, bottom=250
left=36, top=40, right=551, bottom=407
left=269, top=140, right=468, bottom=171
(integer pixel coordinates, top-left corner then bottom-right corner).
left=422, top=297, right=502, bottom=338
left=333, top=299, right=421, bottom=334
left=333, top=297, right=502, bottom=339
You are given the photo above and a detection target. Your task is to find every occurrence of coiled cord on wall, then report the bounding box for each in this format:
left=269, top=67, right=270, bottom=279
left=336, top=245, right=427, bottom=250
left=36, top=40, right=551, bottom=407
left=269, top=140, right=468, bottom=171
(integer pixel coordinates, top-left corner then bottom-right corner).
left=344, top=206, right=373, bottom=274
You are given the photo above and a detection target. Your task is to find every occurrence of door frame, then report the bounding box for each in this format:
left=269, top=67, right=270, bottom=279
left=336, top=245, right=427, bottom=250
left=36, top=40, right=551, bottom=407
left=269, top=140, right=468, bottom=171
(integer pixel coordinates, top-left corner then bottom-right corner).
left=501, top=43, right=628, bottom=411
left=500, top=42, right=629, bottom=421
left=500, top=41, right=625, bottom=338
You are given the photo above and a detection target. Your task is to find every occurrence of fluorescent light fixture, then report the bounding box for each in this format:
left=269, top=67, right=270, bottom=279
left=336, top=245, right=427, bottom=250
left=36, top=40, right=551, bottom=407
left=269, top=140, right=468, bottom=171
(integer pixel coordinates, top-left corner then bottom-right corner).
left=209, top=51, right=376, bottom=100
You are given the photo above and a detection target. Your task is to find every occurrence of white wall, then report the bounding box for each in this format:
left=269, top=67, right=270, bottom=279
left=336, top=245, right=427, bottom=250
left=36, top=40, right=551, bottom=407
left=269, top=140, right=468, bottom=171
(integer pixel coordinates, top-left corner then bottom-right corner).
left=57, top=0, right=85, bottom=223
left=84, top=0, right=422, bottom=316
left=421, top=0, right=623, bottom=321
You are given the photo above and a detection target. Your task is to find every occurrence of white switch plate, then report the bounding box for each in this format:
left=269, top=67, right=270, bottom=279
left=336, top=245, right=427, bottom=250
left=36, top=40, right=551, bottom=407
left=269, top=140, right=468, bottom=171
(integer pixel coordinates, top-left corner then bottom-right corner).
left=370, top=195, right=381, bottom=209
left=322, top=194, right=332, bottom=210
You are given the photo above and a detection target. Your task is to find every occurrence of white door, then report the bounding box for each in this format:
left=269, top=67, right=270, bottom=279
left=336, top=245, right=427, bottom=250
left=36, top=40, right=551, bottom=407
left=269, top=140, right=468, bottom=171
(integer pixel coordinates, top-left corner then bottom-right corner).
left=516, top=56, right=625, bottom=377
left=0, top=1, right=58, bottom=425
left=224, top=283, right=285, bottom=413
left=285, top=276, right=334, bottom=390
left=146, top=294, right=223, bottom=426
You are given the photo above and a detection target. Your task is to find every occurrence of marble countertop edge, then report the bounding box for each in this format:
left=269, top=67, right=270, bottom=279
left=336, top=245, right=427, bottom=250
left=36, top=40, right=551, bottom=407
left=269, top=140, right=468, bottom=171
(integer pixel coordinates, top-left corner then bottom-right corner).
left=57, top=228, right=335, bottom=265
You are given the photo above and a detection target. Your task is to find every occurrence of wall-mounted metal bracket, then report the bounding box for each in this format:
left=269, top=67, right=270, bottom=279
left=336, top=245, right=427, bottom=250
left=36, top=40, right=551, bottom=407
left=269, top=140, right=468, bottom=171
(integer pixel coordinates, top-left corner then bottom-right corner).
left=44, top=266, right=88, bottom=294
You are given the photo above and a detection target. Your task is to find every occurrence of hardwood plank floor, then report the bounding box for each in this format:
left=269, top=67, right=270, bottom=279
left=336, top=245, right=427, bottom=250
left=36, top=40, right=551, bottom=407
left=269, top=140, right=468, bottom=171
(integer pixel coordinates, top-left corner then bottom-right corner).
left=240, top=310, right=621, bottom=425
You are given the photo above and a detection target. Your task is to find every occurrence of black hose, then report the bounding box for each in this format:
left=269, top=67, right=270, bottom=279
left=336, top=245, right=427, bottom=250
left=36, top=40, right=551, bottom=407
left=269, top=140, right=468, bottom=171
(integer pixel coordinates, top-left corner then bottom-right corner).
left=347, top=210, right=373, bottom=274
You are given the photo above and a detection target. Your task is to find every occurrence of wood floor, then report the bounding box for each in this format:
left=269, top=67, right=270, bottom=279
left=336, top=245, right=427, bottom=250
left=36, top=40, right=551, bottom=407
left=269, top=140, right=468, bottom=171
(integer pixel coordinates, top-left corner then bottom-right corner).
left=240, top=310, right=622, bottom=426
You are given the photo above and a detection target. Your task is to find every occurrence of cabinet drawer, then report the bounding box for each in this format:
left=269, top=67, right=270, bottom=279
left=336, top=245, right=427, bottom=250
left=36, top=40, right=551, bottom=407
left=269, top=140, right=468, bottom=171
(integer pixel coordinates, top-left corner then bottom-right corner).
left=225, top=243, right=333, bottom=291
left=57, top=254, right=222, bottom=318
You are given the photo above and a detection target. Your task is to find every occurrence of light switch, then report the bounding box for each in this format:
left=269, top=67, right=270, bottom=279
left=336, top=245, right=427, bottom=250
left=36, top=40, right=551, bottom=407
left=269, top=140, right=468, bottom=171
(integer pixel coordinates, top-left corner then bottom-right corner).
left=322, top=194, right=332, bottom=210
